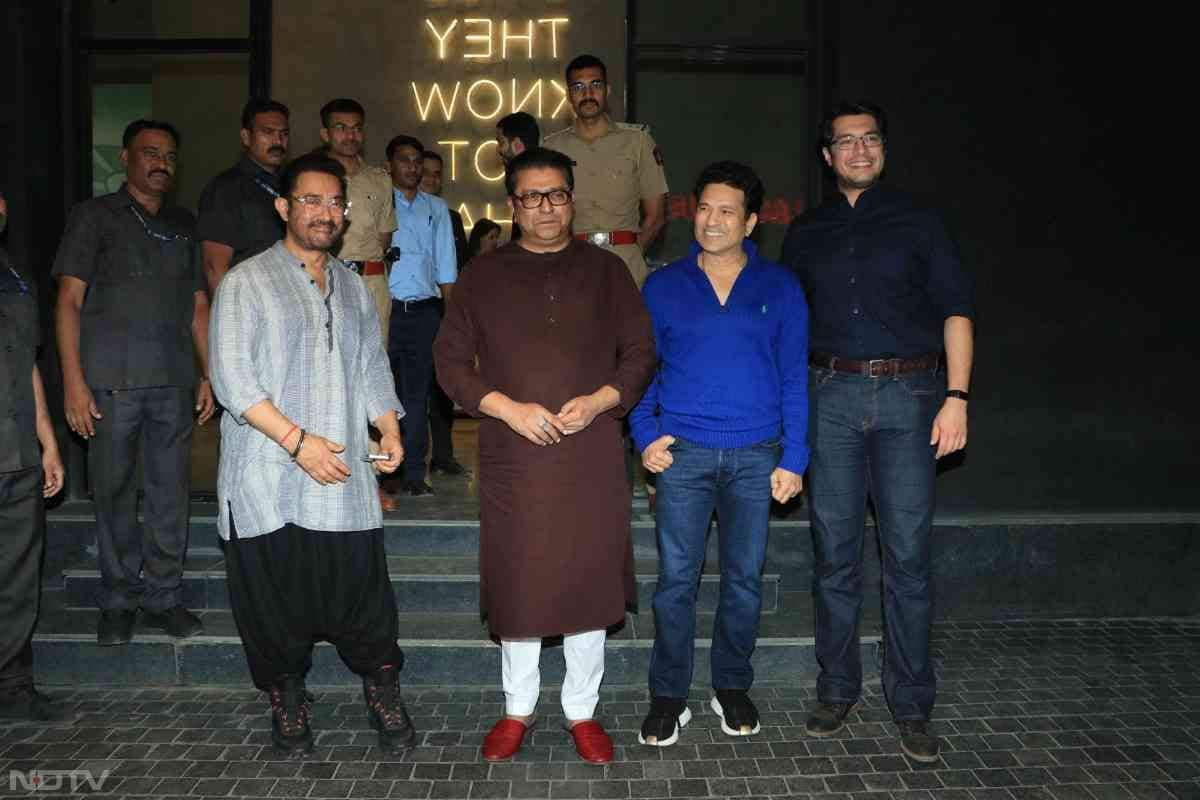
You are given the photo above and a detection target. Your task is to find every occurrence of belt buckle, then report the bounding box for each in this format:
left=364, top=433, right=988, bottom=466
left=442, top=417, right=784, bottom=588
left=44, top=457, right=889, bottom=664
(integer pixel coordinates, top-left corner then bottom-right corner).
left=588, top=231, right=611, bottom=246
left=867, top=359, right=888, bottom=377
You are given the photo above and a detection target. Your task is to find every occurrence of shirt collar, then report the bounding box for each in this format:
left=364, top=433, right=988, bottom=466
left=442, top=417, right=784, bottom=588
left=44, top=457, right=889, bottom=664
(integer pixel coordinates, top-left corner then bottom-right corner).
left=393, top=188, right=426, bottom=209
left=238, top=153, right=279, bottom=185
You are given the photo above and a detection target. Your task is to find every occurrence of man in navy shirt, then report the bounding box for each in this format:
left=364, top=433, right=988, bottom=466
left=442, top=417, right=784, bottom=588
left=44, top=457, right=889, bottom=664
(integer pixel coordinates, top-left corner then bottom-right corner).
left=780, top=102, right=974, bottom=763
left=632, top=162, right=808, bottom=747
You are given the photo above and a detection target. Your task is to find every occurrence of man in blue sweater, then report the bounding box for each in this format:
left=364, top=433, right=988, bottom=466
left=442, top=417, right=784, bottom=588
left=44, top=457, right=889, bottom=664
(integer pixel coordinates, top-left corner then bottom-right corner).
left=630, top=162, right=809, bottom=746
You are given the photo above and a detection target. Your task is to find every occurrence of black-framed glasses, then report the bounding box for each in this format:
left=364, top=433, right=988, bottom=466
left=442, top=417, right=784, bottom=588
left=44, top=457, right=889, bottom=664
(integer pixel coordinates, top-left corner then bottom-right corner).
left=568, top=79, right=606, bottom=95
left=512, top=189, right=572, bottom=209
left=128, top=205, right=191, bottom=242
left=829, top=133, right=884, bottom=151
left=291, top=194, right=351, bottom=213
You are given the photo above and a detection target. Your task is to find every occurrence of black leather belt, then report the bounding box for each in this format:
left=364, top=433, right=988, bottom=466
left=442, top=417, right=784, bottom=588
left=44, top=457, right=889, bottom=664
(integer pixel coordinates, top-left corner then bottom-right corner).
left=810, top=352, right=940, bottom=377
left=392, top=296, right=441, bottom=311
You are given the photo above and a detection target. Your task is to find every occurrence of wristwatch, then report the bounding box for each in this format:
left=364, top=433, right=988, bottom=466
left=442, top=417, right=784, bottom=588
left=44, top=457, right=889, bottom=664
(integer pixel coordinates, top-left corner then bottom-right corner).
left=946, top=389, right=969, bottom=402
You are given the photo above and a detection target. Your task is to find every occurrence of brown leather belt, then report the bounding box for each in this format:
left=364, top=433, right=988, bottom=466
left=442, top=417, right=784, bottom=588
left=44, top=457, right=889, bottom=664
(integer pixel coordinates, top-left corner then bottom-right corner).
left=575, top=230, right=638, bottom=246
left=346, top=259, right=387, bottom=276
left=810, top=352, right=940, bottom=377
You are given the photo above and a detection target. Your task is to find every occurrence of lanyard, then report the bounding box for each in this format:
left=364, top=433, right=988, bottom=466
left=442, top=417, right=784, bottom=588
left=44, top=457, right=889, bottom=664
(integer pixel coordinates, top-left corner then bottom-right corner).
left=5, top=265, right=29, bottom=295
left=254, top=177, right=280, bottom=198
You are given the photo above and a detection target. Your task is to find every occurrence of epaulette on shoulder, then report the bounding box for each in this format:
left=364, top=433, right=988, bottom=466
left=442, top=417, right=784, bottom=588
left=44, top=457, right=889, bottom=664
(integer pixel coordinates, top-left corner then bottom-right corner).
left=542, top=126, right=575, bottom=141
left=614, top=121, right=649, bottom=133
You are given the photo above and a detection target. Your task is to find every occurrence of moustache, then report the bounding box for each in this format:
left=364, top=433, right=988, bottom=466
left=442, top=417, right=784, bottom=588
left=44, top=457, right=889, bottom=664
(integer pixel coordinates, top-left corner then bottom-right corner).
left=268, top=146, right=286, bottom=156
left=149, top=169, right=171, bottom=179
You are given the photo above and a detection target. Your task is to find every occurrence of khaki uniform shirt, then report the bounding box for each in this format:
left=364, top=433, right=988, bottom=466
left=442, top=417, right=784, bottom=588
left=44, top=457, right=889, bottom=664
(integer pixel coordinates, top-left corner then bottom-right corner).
left=543, top=120, right=669, bottom=287
left=337, top=162, right=396, bottom=262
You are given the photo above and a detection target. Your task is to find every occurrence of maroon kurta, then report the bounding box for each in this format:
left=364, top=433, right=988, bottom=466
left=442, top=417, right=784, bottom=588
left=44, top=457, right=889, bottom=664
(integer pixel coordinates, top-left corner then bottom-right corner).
left=434, top=239, right=656, bottom=638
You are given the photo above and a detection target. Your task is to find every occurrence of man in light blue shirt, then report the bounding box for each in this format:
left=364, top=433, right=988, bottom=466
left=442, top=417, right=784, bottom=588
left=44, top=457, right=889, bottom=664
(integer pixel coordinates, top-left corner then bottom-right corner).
left=384, top=135, right=458, bottom=496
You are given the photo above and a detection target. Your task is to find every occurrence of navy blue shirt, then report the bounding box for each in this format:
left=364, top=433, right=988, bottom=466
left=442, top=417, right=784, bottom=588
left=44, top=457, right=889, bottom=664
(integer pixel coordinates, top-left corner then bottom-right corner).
left=780, top=185, right=974, bottom=359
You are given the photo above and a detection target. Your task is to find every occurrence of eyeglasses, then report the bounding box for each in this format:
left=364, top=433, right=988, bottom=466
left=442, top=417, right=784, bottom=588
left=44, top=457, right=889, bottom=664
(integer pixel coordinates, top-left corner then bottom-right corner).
left=128, top=205, right=191, bottom=242
left=291, top=195, right=351, bottom=213
left=829, top=133, right=884, bottom=151
left=512, top=189, right=572, bottom=209
left=568, top=79, right=606, bottom=95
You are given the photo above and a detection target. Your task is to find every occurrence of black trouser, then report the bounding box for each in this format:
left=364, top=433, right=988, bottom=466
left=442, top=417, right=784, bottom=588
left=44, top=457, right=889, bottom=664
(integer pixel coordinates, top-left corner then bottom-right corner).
left=387, top=300, right=442, bottom=482
left=224, top=515, right=403, bottom=692
left=429, top=378, right=456, bottom=466
left=90, top=386, right=192, bottom=612
left=0, top=466, right=42, bottom=691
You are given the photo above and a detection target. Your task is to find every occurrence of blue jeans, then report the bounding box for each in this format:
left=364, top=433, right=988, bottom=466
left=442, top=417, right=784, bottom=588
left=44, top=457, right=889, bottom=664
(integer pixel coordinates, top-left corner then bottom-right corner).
left=649, top=437, right=778, bottom=699
left=807, top=365, right=943, bottom=721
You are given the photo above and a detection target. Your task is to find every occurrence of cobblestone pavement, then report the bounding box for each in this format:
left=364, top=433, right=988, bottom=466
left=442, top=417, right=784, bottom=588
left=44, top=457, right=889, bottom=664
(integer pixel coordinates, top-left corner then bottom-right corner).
left=2, top=619, right=1198, bottom=799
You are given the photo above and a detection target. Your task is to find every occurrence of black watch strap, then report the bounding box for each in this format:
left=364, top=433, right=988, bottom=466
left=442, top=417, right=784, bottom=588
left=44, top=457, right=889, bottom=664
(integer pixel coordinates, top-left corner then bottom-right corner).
left=946, top=389, right=969, bottom=402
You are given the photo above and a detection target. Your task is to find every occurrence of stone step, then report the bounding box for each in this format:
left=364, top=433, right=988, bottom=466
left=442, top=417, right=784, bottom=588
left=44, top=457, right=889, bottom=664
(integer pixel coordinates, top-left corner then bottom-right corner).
left=32, top=588, right=876, bottom=687
left=59, top=555, right=782, bottom=614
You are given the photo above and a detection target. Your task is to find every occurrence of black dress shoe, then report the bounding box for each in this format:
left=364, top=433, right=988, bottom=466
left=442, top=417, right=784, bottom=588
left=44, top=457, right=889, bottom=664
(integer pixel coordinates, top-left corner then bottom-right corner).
left=141, top=606, right=204, bottom=638
left=429, top=458, right=469, bottom=476
left=97, top=609, right=136, bottom=646
left=402, top=480, right=435, bottom=498
left=897, top=719, right=941, bottom=763
left=0, top=686, right=74, bottom=723
left=804, top=701, right=854, bottom=737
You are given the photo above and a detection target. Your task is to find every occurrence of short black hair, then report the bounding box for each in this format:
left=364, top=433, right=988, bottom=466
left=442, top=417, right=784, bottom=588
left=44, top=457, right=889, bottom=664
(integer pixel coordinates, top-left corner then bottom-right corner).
left=504, top=147, right=575, bottom=197
left=421, top=150, right=443, bottom=165
left=385, top=135, right=425, bottom=161
left=820, top=101, right=888, bottom=147
left=320, top=98, right=365, bottom=128
left=497, top=112, right=541, bottom=150
left=122, top=119, right=181, bottom=149
left=241, top=98, right=289, bottom=130
left=693, top=161, right=765, bottom=217
left=278, top=153, right=347, bottom=200
left=565, top=53, right=607, bottom=83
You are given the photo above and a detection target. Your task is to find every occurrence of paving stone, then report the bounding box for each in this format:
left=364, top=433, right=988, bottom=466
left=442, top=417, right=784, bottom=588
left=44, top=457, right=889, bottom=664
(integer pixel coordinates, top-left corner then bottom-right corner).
left=8, top=619, right=1199, bottom=798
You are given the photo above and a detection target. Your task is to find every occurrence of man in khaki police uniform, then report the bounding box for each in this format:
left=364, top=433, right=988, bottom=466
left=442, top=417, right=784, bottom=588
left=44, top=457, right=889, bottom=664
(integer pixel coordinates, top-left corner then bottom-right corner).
left=543, top=54, right=668, bottom=288
left=320, top=98, right=399, bottom=510
left=320, top=98, right=396, bottom=341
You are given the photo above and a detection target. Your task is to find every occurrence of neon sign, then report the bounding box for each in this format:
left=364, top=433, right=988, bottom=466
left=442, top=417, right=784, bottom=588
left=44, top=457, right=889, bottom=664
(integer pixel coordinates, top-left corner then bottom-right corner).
left=413, top=15, right=579, bottom=229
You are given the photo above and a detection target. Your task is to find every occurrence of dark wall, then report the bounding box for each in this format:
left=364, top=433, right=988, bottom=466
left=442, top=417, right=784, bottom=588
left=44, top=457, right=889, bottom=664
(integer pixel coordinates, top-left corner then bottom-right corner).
left=828, top=3, right=1195, bottom=512
left=1, top=2, right=77, bottom=498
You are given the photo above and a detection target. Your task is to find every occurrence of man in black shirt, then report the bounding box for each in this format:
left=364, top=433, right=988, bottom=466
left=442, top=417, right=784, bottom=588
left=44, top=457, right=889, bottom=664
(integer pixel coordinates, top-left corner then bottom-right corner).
left=780, top=102, right=974, bottom=763
left=53, top=120, right=214, bottom=646
left=0, top=192, right=69, bottom=722
left=198, top=98, right=290, bottom=292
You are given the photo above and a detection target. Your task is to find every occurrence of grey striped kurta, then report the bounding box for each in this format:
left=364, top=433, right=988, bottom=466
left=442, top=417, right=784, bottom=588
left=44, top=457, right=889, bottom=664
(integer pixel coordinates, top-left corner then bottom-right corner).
left=209, top=240, right=402, bottom=540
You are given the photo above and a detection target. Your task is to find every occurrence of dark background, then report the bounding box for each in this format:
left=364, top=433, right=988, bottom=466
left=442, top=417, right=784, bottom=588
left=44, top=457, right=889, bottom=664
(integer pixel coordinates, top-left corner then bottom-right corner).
left=2, top=1, right=1194, bottom=513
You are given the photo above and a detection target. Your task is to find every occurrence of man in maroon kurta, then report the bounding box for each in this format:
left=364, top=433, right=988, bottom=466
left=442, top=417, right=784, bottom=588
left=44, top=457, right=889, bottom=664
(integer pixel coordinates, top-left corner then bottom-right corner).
left=434, top=148, right=655, bottom=764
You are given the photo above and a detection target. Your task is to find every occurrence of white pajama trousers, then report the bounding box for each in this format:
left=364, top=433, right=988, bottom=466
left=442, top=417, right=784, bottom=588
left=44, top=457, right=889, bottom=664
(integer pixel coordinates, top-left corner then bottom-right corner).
left=500, top=629, right=606, bottom=720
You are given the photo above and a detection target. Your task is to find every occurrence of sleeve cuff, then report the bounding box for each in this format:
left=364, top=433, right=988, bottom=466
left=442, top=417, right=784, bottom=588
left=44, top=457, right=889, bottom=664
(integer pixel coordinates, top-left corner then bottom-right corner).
left=778, top=448, right=810, bottom=476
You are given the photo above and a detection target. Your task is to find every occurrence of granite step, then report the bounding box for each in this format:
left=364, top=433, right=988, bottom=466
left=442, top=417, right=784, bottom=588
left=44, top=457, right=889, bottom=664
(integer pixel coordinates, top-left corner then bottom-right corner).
left=31, top=588, right=872, bottom=687
left=59, top=554, right=782, bottom=614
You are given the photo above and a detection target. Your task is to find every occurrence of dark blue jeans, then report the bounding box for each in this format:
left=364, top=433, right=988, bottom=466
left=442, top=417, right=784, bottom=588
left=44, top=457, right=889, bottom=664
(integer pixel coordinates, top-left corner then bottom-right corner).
left=807, top=365, right=943, bottom=721
left=649, top=437, right=778, bottom=699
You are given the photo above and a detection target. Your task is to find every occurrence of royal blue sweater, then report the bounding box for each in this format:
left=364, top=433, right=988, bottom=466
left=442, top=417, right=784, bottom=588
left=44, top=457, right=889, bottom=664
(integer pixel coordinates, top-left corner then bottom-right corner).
left=630, top=239, right=810, bottom=474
